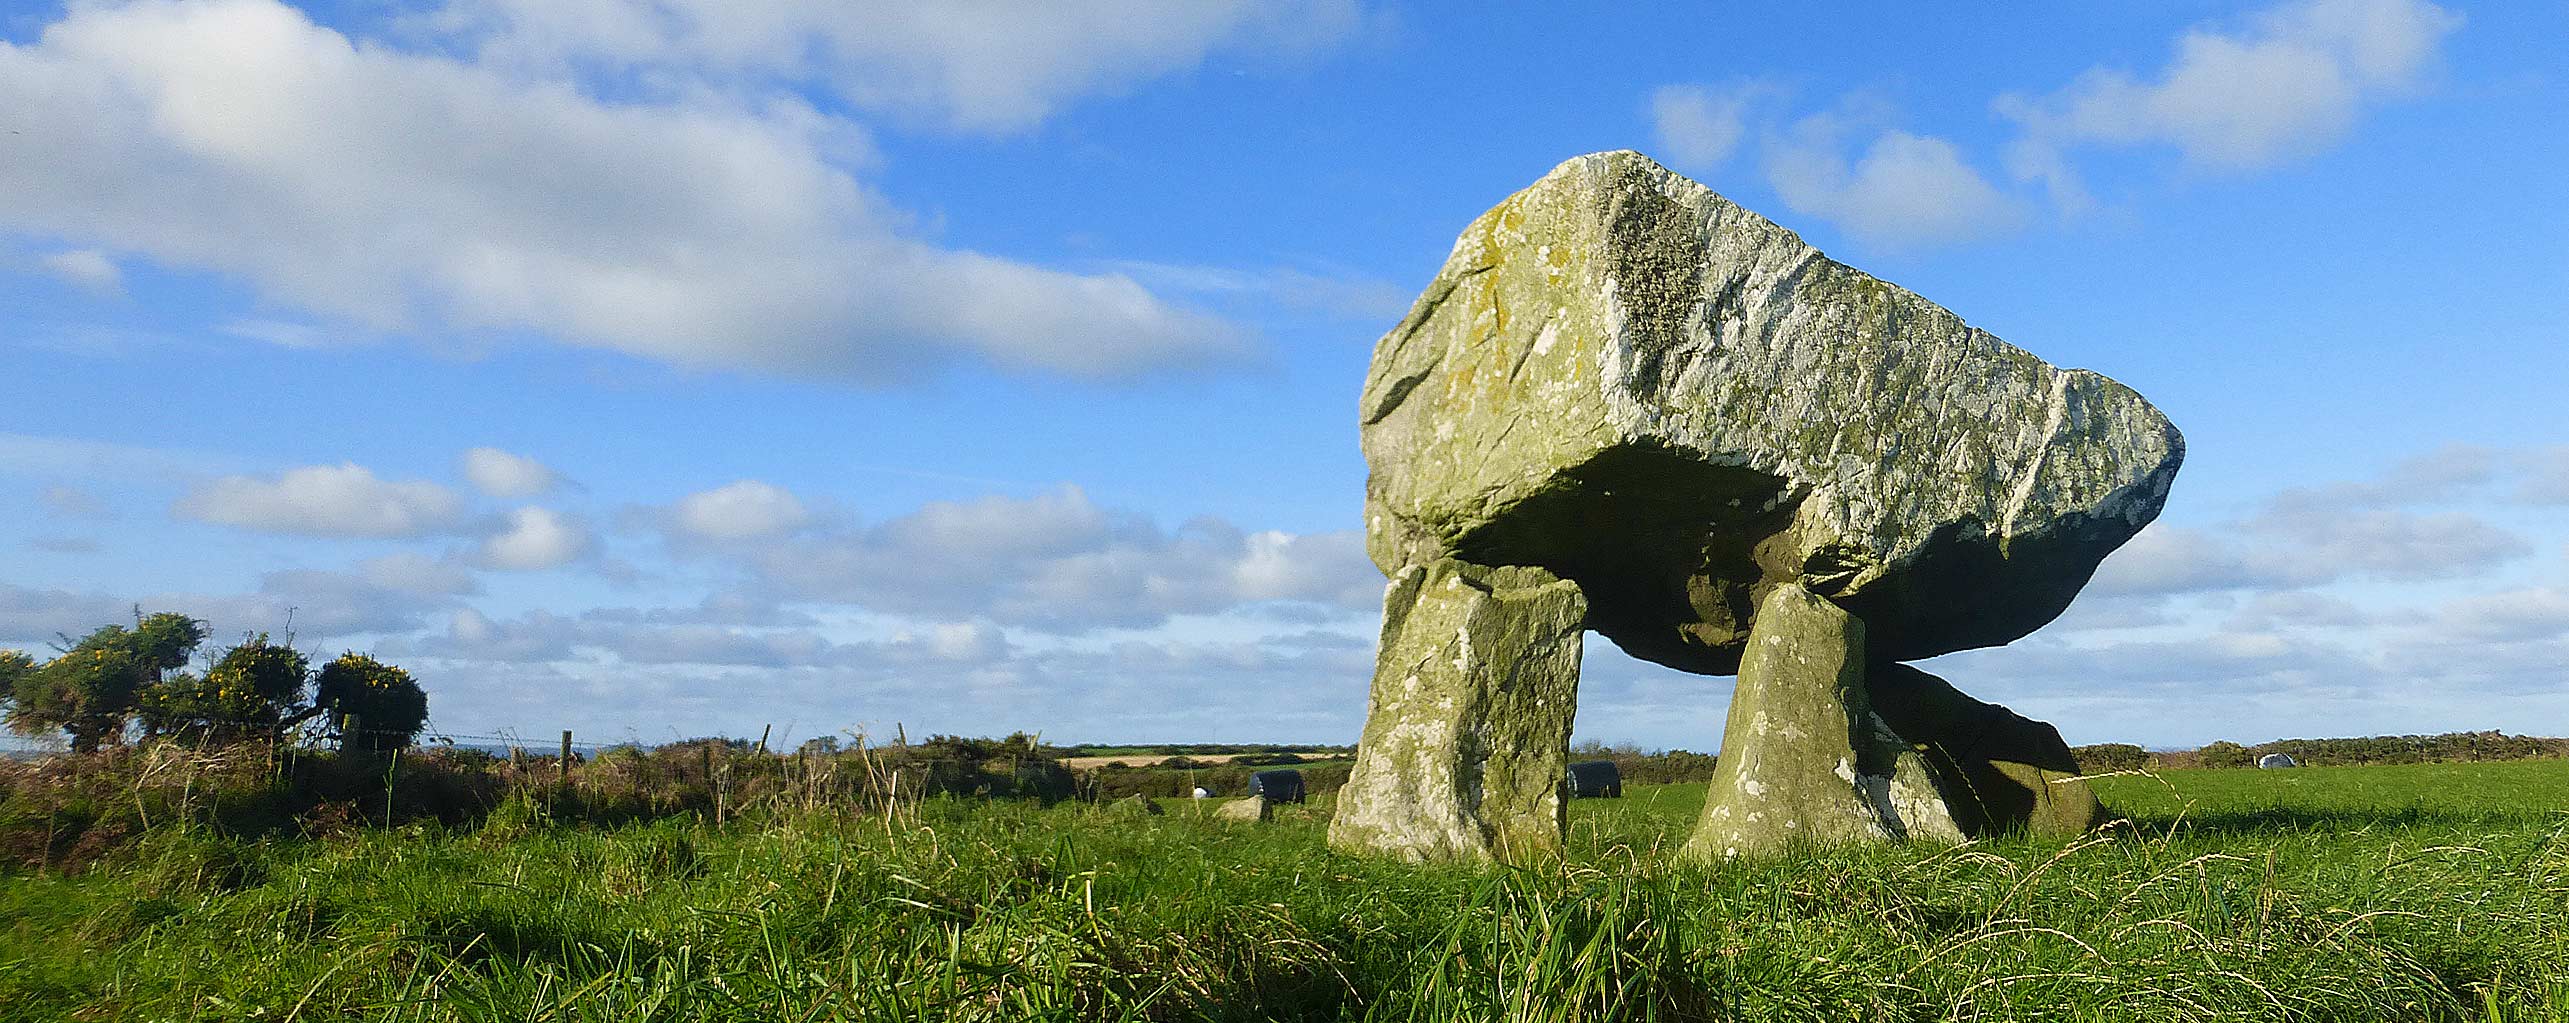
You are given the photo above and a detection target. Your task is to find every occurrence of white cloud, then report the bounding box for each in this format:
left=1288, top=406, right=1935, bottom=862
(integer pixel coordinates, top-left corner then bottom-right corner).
left=399, top=604, right=1012, bottom=671
left=39, top=248, right=121, bottom=293
left=235, top=568, right=459, bottom=637
left=392, top=609, right=1374, bottom=742
left=2520, top=446, right=2569, bottom=504
left=1649, top=84, right=1756, bottom=171
left=26, top=536, right=101, bottom=554
left=0, top=583, right=140, bottom=645
left=432, top=0, right=1370, bottom=135
left=581, top=591, right=814, bottom=628
left=2088, top=523, right=2318, bottom=598
left=459, top=446, right=561, bottom=498
left=2088, top=445, right=2538, bottom=602
left=431, top=607, right=578, bottom=663
left=36, top=484, right=110, bottom=519
left=672, top=479, right=810, bottom=541
left=1998, top=0, right=2462, bottom=202
left=1761, top=118, right=2022, bottom=249
left=357, top=552, right=480, bottom=596
left=2246, top=498, right=2530, bottom=581
left=0, top=432, right=215, bottom=481
left=0, top=569, right=459, bottom=649
left=476, top=507, right=592, bottom=570
left=909, top=621, right=1011, bottom=663
left=2426, top=588, right=2569, bottom=645
left=1233, top=529, right=1373, bottom=603
left=175, top=462, right=465, bottom=538
left=1104, top=261, right=1413, bottom=324
left=0, top=0, right=1245, bottom=381
left=735, top=485, right=1381, bottom=630
left=221, top=318, right=338, bottom=350
left=2223, top=590, right=2378, bottom=631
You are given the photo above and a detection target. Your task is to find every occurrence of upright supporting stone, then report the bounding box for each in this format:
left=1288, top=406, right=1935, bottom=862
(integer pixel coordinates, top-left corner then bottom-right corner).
left=1869, top=663, right=2105, bottom=838
left=1682, top=584, right=1961, bottom=860
left=1329, top=559, right=1585, bottom=864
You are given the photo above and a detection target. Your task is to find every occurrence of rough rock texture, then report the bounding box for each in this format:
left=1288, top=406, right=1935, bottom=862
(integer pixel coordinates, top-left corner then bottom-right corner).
left=1342, top=150, right=2178, bottom=861
left=1215, top=795, right=1271, bottom=822
left=1106, top=794, right=1163, bottom=818
left=1360, top=150, right=2183, bottom=672
left=1681, top=585, right=1962, bottom=859
left=1869, top=663, right=2103, bottom=838
left=1328, top=559, right=1585, bottom=864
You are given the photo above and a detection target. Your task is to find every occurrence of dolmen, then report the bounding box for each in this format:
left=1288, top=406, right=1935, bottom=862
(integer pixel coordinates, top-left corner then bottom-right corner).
left=1329, top=151, right=2183, bottom=863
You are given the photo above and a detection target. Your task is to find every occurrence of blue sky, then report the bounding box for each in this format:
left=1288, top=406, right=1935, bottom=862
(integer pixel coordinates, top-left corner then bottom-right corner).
left=3, top=0, right=2564, bottom=751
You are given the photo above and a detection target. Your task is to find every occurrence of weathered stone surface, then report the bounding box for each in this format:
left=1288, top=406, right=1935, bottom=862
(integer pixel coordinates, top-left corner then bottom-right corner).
left=1889, top=748, right=1967, bottom=845
left=1215, top=795, right=1271, bottom=822
left=1360, top=150, right=2183, bottom=672
left=1329, top=559, right=1585, bottom=864
left=1105, top=794, right=1163, bottom=818
left=1869, top=663, right=2103, bottom=838
left=1682, top=584, right=1961, bottom=859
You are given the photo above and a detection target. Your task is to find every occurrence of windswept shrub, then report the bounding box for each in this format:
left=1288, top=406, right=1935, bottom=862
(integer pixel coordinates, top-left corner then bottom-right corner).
left=10, top=613, right=206, bottom=751
left=1569, top=741, right=1723, bottom=786
left=312, top=653, right=428, bottom=753
left=137, top=633, right=306, bottom=744
left=2073, top=743, right=2151, bottom=773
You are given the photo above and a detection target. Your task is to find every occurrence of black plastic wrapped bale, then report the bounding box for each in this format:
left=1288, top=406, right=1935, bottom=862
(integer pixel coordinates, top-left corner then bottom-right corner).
left=1247, top=769, right=1306, bottom=804
left=1568, top=760, right=1622, bottom=798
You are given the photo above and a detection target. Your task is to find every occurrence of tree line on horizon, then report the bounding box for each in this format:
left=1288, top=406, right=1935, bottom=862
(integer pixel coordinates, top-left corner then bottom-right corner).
left=0, top=609, right=427, bottom=755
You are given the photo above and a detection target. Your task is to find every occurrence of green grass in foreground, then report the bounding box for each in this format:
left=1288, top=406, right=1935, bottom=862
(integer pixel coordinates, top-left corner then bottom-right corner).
left=2, top=760, right=2565, bottom=1021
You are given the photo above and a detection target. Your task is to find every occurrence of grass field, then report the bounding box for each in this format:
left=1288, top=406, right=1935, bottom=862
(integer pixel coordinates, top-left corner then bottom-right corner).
left=2, top=760, right=2563, bottom=1021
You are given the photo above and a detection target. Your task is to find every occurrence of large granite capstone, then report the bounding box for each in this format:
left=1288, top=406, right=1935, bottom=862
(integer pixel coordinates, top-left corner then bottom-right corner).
left=1359, top=150, right=2182, bottom=673
left=1331, top=150, right=2182, bottom=862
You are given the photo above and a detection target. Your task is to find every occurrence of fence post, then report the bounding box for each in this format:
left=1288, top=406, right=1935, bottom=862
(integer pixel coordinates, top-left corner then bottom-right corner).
left=559, top=730, right=573, bottom=783
left=757, top=724, right=771, bottom=755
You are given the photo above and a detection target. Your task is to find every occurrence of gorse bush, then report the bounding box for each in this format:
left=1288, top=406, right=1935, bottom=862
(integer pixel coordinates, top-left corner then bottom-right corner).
left=136, top=633, right=307, bottom=744
left=2070, top=742, right=2150, bottom=772
left=4, top=612, right=204, bottom=753
left=1, top=611, right=428, bottom=755
left=1569, top=741, right=1724, bottom=786
left=312, top=652, right=428, bottom=752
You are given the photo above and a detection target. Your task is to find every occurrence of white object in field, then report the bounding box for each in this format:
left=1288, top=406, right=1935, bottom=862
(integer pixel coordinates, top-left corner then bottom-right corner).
left=1192, top=786, right=1212, bottom=799
left=2257, top=753, right=2300, bottom=769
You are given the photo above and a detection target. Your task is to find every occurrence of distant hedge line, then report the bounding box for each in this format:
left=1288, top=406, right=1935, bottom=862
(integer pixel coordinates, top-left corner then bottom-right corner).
left=1063, top=743, right=1358, bottom=758
left=2074, top=731, right=2569, bottom=773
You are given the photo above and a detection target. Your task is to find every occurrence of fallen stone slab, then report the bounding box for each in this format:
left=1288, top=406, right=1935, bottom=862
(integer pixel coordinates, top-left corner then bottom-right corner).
left=1868, top=663, right=2104, bottom=838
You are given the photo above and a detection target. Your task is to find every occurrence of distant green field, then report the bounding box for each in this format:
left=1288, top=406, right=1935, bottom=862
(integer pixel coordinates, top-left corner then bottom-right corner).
left=2092, top=759, right=2569, bottom=819
left=2, top=761, right=2563, bottom=1021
